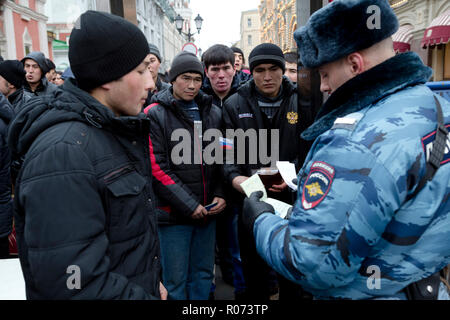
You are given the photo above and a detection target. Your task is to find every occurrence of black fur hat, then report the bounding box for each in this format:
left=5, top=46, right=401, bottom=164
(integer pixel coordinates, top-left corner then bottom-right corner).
left=294, top=0, right=399, bottom=68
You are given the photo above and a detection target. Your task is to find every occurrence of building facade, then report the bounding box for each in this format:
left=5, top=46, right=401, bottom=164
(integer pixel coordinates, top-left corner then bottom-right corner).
left=260, top=0, right=297, bottom=53
left=239, top=9, right=261, bottom=64
left=0, top=0, right=52, bottom=60
left=391, top=0, right=450, bottom=81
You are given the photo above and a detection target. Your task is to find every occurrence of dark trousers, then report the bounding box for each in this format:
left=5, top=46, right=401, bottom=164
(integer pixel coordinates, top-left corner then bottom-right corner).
left=237, top=212, right=278, bottom=300
left=0, top=236, right=10, bottom=259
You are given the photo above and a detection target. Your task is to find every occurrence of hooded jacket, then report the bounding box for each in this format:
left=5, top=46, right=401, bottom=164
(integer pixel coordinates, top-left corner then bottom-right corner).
left=21, top=52, right=58, bottom=98
left=0, top=93, right=13, bottom=238
left=145, top=88, right=224, bottom=225
left=8, top=78, right=161, bottom=300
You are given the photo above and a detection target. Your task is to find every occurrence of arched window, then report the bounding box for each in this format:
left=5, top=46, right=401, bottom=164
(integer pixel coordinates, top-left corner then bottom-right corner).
left=23, top=28, right=32, bottom=56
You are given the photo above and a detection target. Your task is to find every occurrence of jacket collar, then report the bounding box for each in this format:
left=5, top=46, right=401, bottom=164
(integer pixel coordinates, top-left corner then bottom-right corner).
left=301, top=52, right=433, bottom=141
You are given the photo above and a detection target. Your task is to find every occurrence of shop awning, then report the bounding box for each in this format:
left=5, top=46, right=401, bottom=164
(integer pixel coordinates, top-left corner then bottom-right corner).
left=421, top=10, right=450, bottom=48
left=392, top=25, right=413, bottom=53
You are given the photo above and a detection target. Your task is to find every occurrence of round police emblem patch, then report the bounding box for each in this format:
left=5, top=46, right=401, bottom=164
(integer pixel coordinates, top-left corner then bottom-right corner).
left=302, top=161, right=335, bottom=210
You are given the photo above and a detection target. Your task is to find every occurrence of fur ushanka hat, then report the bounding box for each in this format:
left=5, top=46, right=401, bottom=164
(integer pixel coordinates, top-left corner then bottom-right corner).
left=294, top=0, right=399, bottom=68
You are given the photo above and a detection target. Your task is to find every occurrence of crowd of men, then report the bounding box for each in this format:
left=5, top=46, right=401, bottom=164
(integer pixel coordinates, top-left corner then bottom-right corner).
left=0, top=0, right=449, bottom=301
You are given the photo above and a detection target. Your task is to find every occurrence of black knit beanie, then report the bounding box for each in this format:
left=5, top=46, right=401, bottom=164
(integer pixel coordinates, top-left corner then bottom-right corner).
left=0, top=60, right=25, bottom=89
left=169, top=51, right=204, bottom=83
left=69, top=10, right=149, bottom=91
left=249, top=43, right=285, bottom=74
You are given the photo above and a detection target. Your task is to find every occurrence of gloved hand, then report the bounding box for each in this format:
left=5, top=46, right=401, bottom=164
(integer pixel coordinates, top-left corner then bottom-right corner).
left=242, top=191, right=275, bottom=236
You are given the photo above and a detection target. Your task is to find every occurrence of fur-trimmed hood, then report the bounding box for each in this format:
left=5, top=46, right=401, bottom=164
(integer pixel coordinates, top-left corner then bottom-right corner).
left=301, top=52, right=433, bottom=141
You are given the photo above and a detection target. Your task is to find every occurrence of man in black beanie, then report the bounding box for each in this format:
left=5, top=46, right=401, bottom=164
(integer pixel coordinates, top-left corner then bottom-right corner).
left=21, top=51, right=58, bottom=97
left=144, top=43, right=170, bottom=106
left=8, top=10, right=164, bottom=300
left=0, top=60, right=29, bottom=110
left=223, top=42, right=310, bottom=300
left=145, top=51, right=226, bottom=300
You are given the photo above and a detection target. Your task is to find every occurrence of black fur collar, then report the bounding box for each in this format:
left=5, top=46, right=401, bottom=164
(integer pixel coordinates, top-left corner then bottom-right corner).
left=301, top=52, right=433, bottom=141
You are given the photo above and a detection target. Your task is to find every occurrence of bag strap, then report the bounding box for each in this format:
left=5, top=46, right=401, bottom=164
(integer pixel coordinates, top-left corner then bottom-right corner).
left=407, top=96, right=448, bottom=201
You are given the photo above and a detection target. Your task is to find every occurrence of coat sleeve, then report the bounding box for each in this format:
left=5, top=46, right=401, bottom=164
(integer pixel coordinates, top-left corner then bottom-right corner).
left=0, top=118, right=12, bottom=238
left=147, top=108, right=200, bottom=216
left=17, top=142, right=159, bottom=299
left=254, top=136, right=400, bottom=294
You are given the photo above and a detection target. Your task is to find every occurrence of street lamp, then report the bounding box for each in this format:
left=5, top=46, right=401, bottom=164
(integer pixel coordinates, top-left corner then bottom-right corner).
left=175, top=13, right=203, bottom=42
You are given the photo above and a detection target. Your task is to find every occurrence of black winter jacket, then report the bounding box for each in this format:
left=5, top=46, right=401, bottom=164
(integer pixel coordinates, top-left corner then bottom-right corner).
left=0, top=93, right=13, bottom=238
left=8, top=79, right=161, bottom=300
left=23, top=77, right=58, bottom=101
left=223, top=77, right=306, bottom=202
left=146, top=88, right=224, bottom=225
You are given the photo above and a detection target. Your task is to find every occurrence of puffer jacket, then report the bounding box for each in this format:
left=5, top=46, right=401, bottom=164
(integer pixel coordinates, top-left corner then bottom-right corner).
left=0, top=93, right=13, bottom=238
left=145, top=88, right=224, bottom=225
left=8, top=78, right=161, bottom=300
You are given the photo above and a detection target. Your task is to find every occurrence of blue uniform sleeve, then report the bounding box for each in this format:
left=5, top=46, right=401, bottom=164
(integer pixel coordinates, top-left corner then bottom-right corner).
left=254, top=136, right=402, bottom=294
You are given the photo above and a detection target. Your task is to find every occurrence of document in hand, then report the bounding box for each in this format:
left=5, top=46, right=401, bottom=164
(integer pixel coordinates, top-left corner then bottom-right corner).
left=240, top=174, right=292, bottom=219
left=276, top=161, right=298, bottom=191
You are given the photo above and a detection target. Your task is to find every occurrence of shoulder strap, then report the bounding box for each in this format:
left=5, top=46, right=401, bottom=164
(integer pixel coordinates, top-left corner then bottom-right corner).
left=408, top=96, right=449, bottom=200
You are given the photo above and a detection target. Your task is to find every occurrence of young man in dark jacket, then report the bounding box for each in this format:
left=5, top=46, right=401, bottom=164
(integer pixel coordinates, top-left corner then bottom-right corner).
left=8, top=11, right=164, bottom=300
left=146, top=51, right=226, bottom=300
left=201, top=44, right=246, bottom=297
left=21, top=51, right=58, bottom=100
left=144, top=43, right=170, bottom=106
left=223, top=43, right=309, bottom=300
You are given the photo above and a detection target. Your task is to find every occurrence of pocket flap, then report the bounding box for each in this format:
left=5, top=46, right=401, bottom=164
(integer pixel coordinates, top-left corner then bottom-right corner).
left=107, top=171, right=147, bottom=197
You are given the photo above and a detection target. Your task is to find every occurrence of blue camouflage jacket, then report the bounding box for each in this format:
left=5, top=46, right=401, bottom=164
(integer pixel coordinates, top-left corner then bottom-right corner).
left=254, top=52, right=450, bottom=299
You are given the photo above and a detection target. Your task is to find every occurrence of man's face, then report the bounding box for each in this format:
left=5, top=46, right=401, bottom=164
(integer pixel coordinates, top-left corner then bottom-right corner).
left=23, top=59, right=42, bottom=84
left=46, top=69, right=57, bottom=83
left=172, top=72, right=203, bottom=102
left=105, top=59, right=154, bottom=116
left=285, top=62, right=297, bottom=83
left=234, top=53, right=243, bottom=71
left=318, top=58, right=354, bottom=95
left=206, top=62, right=236, bottom=96
left=0, top=76, right=11, bottom=96
left=252, top=63, right=283, bottom=98
left=148, top=54, right=161, bottom=82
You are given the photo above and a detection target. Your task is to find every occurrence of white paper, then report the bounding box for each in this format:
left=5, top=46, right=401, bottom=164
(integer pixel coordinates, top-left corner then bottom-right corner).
left=276, top=161, right=298, bottom=191
left=264, top=198, right=292, bottom=219
left=240, top=174, right=267, bottom=200
left=240, top=174, right=292, bottom=219
left=0, top=258, right=26, bottom=300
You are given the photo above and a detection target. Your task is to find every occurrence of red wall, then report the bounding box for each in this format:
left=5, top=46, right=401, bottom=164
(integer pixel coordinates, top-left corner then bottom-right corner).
left=13, top=12, right=41, bottom=60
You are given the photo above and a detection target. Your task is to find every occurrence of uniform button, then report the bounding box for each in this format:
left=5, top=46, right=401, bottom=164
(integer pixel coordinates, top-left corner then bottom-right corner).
left=426, top=285, right=433, bottom=293
left=154, top=256, right=158, bottom=260
left=134, top=186, right=140, bottom=192
left=148, top=198, right=152, bottom=203
left=132, top=141, right=137, bottom=146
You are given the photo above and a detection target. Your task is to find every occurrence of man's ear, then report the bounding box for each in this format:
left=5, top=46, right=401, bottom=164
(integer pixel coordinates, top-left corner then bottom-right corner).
left=346, top=52, right=365, bottom=76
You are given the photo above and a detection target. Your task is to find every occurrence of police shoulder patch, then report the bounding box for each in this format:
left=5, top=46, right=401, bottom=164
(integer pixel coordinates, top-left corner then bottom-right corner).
left=302, top=161, right=335, bottom=210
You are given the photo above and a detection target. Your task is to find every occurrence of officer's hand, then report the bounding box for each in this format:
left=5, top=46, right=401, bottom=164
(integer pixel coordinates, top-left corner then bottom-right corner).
left=242, top=191, right=275, bottom=236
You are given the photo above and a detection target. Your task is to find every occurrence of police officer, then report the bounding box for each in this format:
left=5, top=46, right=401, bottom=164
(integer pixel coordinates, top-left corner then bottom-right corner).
left=242, top=0, right=450, bottom=299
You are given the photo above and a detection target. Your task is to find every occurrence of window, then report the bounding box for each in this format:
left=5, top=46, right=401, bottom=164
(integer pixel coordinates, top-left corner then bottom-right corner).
left=248, top=18, right=252, bottom=27
left=248, top=35, right=252, bottom=46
